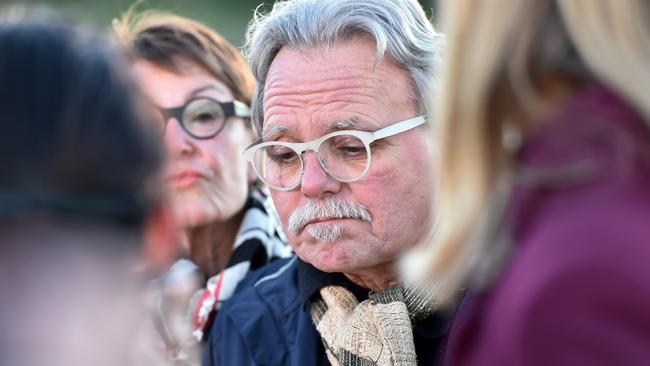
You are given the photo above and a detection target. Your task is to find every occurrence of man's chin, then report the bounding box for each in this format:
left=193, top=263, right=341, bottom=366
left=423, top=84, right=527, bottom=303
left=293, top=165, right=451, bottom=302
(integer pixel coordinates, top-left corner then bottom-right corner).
left=302, top=222, right=343, bottom=243
left=310, top=261, right=349, bottom=274
left=296, top=247, right=354, bottom=273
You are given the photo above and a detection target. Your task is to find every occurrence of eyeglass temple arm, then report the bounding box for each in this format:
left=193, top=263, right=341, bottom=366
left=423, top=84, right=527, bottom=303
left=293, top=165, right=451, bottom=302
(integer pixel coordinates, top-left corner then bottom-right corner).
left=372, top=115, right=426, bottom=140
left=233, top=100, right=251, bottom=118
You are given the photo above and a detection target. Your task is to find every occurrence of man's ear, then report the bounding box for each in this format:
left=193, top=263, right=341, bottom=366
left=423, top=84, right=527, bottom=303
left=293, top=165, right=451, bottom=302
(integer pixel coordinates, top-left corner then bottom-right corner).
left=245, top=127, right=259, bottom=185
left=247, top=164, right=258, bottom=185
left=141, top=201, right=178, bottom=272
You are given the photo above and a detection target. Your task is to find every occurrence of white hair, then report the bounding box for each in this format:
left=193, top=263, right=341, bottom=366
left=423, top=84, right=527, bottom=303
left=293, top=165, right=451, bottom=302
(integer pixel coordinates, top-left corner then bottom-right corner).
left=288, top=196, right=371, bottom=237
left=244, top=0, right=445, bottom=134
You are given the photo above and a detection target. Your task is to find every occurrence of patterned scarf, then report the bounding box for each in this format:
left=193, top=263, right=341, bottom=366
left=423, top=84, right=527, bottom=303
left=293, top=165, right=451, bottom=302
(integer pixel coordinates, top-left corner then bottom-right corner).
left=310, top=283, right=436, bottom=366
left=188, top=188, right=291, bottom=340
left=151, top=187, right=291, bottom=365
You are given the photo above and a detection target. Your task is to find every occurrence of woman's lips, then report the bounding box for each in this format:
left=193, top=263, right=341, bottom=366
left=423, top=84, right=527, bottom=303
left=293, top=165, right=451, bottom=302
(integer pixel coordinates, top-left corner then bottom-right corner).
left=167, top=171, right=201, bottom=189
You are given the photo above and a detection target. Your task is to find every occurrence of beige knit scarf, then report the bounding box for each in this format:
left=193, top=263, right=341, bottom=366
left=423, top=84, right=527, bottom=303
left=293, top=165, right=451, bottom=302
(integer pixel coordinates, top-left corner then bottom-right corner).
left=310, top=284, right=436, bottom=366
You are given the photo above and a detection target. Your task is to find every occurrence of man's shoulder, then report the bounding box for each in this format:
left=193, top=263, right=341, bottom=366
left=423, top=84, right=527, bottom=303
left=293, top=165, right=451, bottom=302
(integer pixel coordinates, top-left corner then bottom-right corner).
left=207, top=256, right=327, bottom=366
left=208, top=256, right=304, bottom=365
left=221, top=255, right=301, bottom=318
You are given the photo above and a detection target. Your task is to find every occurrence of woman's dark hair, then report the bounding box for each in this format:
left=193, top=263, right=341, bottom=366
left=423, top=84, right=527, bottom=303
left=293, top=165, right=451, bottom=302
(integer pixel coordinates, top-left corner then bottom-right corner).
left=113, top=8, right=255, bottom=112
left=0, top=9, right=163, bottom=227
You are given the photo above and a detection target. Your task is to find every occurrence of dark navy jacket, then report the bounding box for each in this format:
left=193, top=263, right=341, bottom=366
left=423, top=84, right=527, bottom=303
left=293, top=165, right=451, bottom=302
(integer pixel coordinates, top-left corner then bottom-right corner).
left=203, top=256, right=322, bottom=366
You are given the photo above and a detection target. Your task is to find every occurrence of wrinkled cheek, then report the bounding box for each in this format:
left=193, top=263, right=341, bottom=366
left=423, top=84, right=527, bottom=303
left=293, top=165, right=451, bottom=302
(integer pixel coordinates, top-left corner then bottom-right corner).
left=269, top=192, right=295, bottom=226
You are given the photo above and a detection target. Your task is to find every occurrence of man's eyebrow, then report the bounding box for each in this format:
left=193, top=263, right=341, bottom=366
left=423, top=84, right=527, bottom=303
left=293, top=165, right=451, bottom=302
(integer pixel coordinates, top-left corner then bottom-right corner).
left=262, top=117, right=368, bottom=140
left=327, top=117, right=366, bottom=132
left=262, top=124, right=290, bottom=140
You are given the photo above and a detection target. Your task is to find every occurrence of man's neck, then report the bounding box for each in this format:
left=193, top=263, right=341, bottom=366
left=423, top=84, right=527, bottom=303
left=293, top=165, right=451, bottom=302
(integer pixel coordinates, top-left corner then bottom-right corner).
left=343, top=263, right=400, bottom=292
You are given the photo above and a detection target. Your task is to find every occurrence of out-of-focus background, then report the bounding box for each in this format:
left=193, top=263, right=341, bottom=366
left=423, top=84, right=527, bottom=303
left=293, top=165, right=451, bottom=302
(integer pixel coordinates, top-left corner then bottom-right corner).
left=1, top=0, right=436, bottom=47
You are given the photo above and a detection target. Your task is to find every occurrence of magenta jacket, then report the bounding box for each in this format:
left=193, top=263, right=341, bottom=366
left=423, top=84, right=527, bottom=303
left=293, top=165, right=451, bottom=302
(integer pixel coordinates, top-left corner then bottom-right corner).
left=443, top=85, right=650, bottom=366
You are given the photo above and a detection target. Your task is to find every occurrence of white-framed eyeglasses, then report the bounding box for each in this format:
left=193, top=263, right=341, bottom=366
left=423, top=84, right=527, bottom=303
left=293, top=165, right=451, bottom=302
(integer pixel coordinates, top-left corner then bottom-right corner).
left=243, top=115, right=426, bottom=191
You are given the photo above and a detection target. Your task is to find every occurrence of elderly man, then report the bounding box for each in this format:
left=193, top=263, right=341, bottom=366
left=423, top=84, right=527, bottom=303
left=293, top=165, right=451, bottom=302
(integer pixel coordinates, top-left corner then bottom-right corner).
left=204, top=0, right=445, bottom=365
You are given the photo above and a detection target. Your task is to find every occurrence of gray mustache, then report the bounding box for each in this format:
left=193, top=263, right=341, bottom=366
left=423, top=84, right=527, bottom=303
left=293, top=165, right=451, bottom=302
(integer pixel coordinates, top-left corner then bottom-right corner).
left=288, top=197, right=372, bottom=235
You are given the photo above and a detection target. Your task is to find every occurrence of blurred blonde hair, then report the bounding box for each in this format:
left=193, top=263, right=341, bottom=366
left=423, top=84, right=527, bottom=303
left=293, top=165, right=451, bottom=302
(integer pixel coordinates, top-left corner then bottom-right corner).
left=416, top=0, right=650, bottom=306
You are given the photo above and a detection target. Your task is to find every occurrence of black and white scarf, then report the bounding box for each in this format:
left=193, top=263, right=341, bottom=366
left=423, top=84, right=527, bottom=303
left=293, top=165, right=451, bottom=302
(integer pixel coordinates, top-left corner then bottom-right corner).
left=151, top=187, right=291, bottom=365
left=189, top=187, right=291, bottom=340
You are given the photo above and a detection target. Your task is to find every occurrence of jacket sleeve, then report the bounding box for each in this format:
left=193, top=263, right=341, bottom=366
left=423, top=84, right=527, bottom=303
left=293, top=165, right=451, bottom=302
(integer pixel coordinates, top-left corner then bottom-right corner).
left=203, top=311, right=258, bottom=366
left=482, top=200, right=650, bottom=366
left=507, top=259, right=650, bottom=366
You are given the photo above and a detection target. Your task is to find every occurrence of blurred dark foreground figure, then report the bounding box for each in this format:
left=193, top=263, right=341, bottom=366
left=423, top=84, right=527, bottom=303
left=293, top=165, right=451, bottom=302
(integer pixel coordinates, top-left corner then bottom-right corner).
left=411, top=0, right=650, bottom=365
left=0, top=7, right=175, bottom=366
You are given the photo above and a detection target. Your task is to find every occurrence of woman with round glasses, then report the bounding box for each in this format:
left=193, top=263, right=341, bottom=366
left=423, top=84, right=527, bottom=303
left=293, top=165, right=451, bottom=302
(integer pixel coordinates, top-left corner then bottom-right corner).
left=114, top=9, right=290, bottom=364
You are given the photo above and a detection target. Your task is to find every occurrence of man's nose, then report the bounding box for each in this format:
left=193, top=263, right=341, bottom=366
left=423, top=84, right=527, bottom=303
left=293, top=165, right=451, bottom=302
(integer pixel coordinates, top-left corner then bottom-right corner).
left=300, top=152, right=341, bottom=198
left=164, top=118, right=194, bottom=156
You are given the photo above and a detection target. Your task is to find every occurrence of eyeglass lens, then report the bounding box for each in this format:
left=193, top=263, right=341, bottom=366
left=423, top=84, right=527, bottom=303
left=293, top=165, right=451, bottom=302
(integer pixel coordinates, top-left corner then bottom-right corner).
left=155, top=98, right=227, bottom=138
left=181, top=99, right=226, bottom=138
left=253, top=134, right=370, bottom=189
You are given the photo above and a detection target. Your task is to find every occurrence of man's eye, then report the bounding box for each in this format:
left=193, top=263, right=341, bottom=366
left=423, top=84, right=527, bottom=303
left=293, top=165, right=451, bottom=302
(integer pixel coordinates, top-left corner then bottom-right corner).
left=329, top=136, right=366, bottom=157
left=272, top=152, right=298, bottom=163
left=266, top=146, right=298, bottom=165
left=338, top=145, right=365, bottom=155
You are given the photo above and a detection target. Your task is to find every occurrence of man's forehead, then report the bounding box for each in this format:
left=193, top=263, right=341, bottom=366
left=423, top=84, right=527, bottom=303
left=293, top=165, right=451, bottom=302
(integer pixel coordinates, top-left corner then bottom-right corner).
left=263, top=41, right=397, bottom=100
left=260, top=39, right=416, bottom=140
left=269, top=38, right=379, bottom=74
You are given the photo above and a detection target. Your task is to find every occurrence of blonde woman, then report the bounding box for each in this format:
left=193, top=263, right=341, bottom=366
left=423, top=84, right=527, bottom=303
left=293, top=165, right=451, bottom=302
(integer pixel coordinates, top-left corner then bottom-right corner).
left=420, top=1, right=650, bottom=365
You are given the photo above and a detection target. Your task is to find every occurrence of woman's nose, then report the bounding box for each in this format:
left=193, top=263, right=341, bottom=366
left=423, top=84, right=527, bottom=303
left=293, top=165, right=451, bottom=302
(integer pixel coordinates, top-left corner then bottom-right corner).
left=164, top=118, right=194, bottom=156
